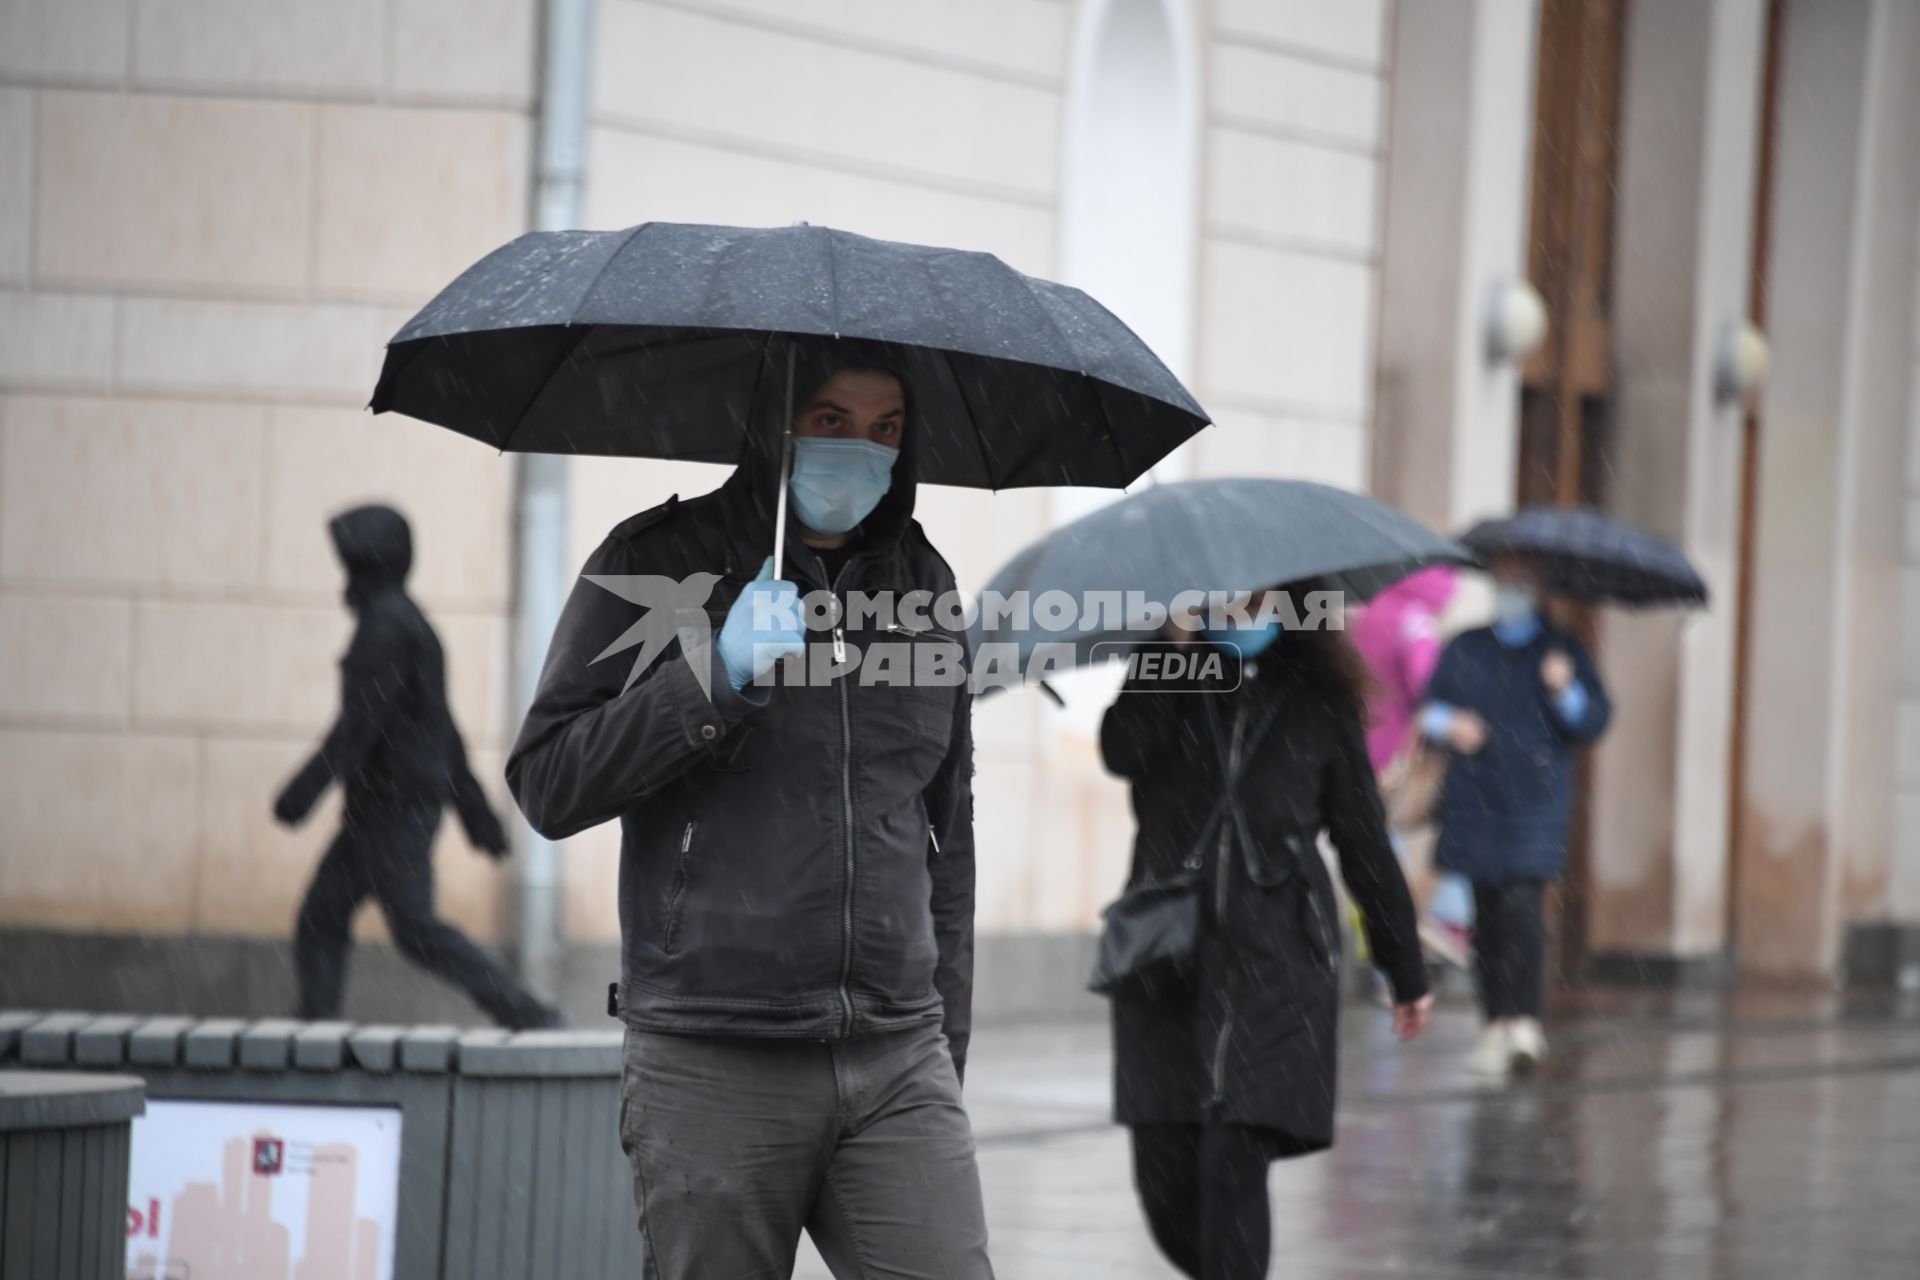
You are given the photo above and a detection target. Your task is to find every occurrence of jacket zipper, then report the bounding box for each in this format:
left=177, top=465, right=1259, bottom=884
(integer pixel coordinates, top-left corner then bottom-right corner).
left=1215, top=702, right=1247, bottom=920
left=1212, top=700, right=1249, bottom=1108
left=663, top=820, right=695, bottom=955
left=819, top=553, right=857, bottom=1037
left=1210, top=1010, right=1236, bottom=1107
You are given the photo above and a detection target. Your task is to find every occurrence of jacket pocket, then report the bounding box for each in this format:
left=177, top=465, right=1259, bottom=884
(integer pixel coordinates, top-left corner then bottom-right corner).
left=1242, top=829, right=1311, bottom=888
left=1237, top=830, right=1339, bottom=973
left=895, top=683, right=958, bottom=749
left=879, top=621, right=966, bottom=738
left=1297, top=876, right=1340, bottom=974
left=662, top=821, right=695, bottom=955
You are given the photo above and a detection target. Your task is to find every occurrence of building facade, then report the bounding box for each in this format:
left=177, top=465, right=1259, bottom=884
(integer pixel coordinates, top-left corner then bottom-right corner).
left=3, top=0, right=1918, bottom=1023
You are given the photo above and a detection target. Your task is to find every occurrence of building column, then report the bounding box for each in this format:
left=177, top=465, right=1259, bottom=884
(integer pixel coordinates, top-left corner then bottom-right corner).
left=1582, top=0, right=1766, bottom=978
left=1741, top=0, right=1920, bottom=978
left=1373, top=0, right=1540, bottom=533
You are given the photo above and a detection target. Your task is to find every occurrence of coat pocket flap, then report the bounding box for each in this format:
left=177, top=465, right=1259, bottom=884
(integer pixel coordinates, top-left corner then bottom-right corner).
left=1242, top=829, right=1311, bottom=888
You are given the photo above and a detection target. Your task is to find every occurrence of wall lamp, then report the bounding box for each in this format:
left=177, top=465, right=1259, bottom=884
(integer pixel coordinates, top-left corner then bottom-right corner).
left=1485, top=279, right=1549, bottom=364
left=1714, top=319, right=1770, bottom=407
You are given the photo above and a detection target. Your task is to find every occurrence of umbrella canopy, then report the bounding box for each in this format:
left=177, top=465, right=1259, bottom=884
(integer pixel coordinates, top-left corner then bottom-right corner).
left=370, top=221, right=1207, bottom=490
left=973, top=478, right=1473, bottom=676
left=1458, top=507, right=1709, bottom=607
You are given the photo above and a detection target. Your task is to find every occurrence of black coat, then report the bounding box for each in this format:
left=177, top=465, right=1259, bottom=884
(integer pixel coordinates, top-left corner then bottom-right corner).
left=507, top=352, right=978, bottom=1075
left=1100, top=645, right=1426, bottom=1149
left=274, top=505, right=505, bottom=849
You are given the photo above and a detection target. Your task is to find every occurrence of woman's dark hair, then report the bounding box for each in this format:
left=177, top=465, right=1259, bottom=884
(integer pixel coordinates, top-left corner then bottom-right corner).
left=1288, top=623, right=1377, bottom=723
left=1270, top=580, right=1377, bottom=723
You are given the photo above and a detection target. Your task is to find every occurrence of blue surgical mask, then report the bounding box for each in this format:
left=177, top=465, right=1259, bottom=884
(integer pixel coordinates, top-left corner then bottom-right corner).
left=1202, top=620, right=1280, bottom=659
left=788, top=437, right=899, bottom=534
left=1491, top=583, right=1540, bottom=646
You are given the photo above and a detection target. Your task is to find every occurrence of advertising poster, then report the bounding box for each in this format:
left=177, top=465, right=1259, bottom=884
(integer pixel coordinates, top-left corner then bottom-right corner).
left=124, top=1099, right=403, bottom=1280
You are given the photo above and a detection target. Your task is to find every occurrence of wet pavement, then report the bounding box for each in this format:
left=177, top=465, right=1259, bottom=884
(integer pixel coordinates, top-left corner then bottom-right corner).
left=796, top=987, right=1920, bottom=1278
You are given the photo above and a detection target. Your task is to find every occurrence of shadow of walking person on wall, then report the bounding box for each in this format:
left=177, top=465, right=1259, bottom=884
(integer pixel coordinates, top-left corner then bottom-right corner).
left=272, top=503, right=560, bottom=1030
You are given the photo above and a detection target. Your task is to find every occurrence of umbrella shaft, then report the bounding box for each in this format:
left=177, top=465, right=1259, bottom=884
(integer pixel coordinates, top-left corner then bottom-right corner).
left=772, top=343, right=795, bottom=575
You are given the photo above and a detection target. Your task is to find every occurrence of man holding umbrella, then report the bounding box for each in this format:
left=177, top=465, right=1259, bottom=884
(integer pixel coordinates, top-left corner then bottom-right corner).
left=508, top=339, right=993, bottom=1276
left=376, top=220, right=1209, bottom=1276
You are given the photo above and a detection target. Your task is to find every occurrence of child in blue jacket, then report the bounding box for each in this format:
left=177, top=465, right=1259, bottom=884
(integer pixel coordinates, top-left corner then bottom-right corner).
left=1421, top=558, right=1611, bottom=1076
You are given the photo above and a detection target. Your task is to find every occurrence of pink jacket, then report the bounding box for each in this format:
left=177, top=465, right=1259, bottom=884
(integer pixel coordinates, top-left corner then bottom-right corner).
left=1351, top=566, right=1459, bottom=772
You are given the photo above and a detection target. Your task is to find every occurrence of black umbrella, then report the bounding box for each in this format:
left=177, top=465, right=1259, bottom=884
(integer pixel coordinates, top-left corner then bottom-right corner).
left=372, top=220, right=1206, bottom=488
left=1458, top=506, right=1708, bottom=607
left=972, top=478, right=1473, bottom=679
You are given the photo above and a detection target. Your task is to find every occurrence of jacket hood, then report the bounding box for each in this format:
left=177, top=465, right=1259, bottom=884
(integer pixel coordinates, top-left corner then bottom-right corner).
left=1383, top=565, right=1458, bottom=610
left=329, top=503, right=413, bottom=600
left=720, top=335, right=922, bottom=566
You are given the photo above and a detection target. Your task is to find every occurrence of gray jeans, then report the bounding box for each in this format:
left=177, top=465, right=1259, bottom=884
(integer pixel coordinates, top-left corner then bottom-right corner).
left=617, top=1020, right=994, bottom=1279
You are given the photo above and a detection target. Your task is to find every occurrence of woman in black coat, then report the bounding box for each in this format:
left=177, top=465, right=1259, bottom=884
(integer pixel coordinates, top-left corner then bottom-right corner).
left=1099, top=604, right=1431, bottom=1280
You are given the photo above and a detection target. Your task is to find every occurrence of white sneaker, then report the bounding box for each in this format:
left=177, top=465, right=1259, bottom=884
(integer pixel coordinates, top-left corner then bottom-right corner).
left=1467, top=1024, right=1511, bottom=1078
left=1508, top=1019, right=1548, bottom=1074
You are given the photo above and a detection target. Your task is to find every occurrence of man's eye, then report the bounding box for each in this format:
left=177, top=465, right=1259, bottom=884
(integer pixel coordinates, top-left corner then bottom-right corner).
left=817, top=414, right=841, bottom=430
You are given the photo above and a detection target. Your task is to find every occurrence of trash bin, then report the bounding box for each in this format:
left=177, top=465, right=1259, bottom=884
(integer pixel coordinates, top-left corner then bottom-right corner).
left=0, top=1070, right=146, bottom=1280
left=1, top=1011, right=640, bottom=1279
left=440, top=1029, right=640, bottom=1279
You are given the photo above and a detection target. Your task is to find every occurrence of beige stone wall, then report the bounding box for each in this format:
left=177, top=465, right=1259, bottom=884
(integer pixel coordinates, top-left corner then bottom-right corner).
left=3, top=0, right=1407, bottom=954
left=1738, top=0, right=1920, bottom=976
left=556, top=0, right=1400, bottom=944
left=1888, top=170, right=1920, bottom=922
left=1191, top=0, right=1389, bottom=489
left=1582, top=0, right=1763, bottom=963
left=1370, top=0, right=1537, bottom=537
left=559, top=0, right=1077, bottom=944
left=0, top=0, right=537, bottom=944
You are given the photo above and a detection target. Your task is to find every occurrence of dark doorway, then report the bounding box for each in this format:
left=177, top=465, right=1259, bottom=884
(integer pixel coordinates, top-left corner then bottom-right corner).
left=1518, top=0, right=1627, bottom=979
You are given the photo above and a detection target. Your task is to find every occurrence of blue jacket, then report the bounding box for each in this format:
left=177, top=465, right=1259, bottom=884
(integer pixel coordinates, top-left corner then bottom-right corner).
left=1425, top=624, right=1610, bottom=883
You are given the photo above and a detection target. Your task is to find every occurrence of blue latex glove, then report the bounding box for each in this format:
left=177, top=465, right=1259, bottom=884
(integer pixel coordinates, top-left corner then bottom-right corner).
left=1554, top=680, right=1589, bottom=725
left=1420, top=701, right=1457, bottom=740
left=717, top=558, right=804, bottom=691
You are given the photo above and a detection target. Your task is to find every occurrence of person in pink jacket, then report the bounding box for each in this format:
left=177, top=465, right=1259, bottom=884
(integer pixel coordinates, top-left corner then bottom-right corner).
left=1354, top=567, right=1456, bottom=768
left=1351, top=566, right=1474, bottom=950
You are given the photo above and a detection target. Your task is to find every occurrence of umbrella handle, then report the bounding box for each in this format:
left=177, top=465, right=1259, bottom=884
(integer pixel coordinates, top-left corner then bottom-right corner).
left=771, top=342, right=795, bottom=576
